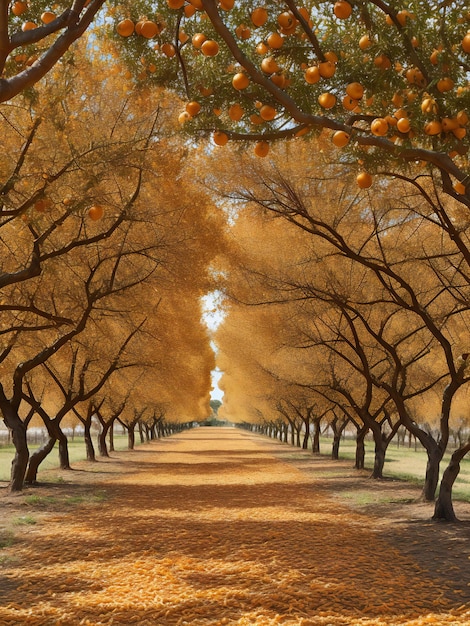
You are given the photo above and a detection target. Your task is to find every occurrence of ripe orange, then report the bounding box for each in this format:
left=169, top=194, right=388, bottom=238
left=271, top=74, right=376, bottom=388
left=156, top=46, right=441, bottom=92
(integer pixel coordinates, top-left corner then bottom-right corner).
left=374, top=54, right=391, bottom=69
left=357, top=172, right=373, bottom=188
left=396, top=117, right=411, bottom=133
left=441, top=117, right=459, bottom=132
left=277, top=11, right=296, bottom=29
left=267, top=32, right=284, bottom=49
left=318, top=60, right=336, bottom=78
left=235, top=23, right=251, bottom=39
left=370, top=118, right=389, bottom=136
left=462, top=32, right=470, bottom=53
left=88, top=205, right=104, bottom=221
left=436, top=77, right=454, bottom=92
left=261, top=56, right=279, bottom=74
left=184, top=4, right=196, bottom=17
left=232, top=72, right=250, bottom=89
left=201, top=39, right=219, bottom=56
left=220, top=0, right=235, bottom=9
left=21, top=21, right=37, bottom=31
left=186, top=101, right=201, bottom=116
left=304, top=66, right=320, bottom=84
left=213, top=131, right=229, bottom=146
left=332, top=130, right=350, bottom=147
left=334, top=1, right=352, bottom=19
left=11, top=1, right=28, bottom=16
left=40, top=11, right=56, bottom=24
left=359, top=34, right=372, bottom=50
left=161, top=43, right=176, bottom=57
left=456, top=110, right=469, bottom=125
left=342, top=95, right=359, bottom=111
left=251, top=7, right=268, bottom=27
left=192, top=33, right=206, bottom=48
left=345, top=82, right=364, bottom=100
left=259, top=104, right=276, bottom=120
left=228, top=103, right=244, bottom=121
left=116, top=18, right=134, bottom=37
left=424, top=120, right=442, bottom=135
left=254, top=141, right=270, bottom=157
left=140, top=20, right=159, bottom=38
left=167, top=0, right=184, bottom=8
left=318, top=92, right=336, bottom=109
left=453, top=181, right=467, bottom=195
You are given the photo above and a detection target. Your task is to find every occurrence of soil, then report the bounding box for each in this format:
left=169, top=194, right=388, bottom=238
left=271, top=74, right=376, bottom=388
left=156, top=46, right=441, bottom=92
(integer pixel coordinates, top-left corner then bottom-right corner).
left=0, top=427, right=469, bottom=626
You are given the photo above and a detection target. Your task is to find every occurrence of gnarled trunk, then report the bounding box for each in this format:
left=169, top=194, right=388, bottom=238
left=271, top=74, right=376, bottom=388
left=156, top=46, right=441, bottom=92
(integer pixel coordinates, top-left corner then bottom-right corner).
left=84, top=420, right=96, bottom=462
left=355, top=427, right=367, bottom=470
left=433, top=441, right=470, bottom=522
left=311, top=419, right=321, bottom=454
left=25, top=436, right=56, bottom=484
left=9, top=420, right=29, bottom=492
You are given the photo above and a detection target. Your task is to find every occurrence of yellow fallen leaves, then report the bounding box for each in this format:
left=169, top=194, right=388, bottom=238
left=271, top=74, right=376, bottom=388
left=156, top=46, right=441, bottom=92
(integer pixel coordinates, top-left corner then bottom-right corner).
left=0, top=429, right=469, bottom=626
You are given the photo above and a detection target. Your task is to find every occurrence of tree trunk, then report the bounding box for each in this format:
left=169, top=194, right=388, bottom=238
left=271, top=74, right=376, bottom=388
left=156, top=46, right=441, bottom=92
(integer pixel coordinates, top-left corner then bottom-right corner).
left=332, top=434, right=340, bottom=460
left=302, top=422, right=310, bottom=449
left=421, top=443, right=443, bottom=501
left=312, top=420, right=321, bottom=454
left=355, top=427, right=367, bottom=470
left=0, top=399, right=29, bottom=492
left=109, top=421, right=115, bottom=452
left=84, top=421, right=96, bottom=462
left=433, top=441, right=470, bottom=522
left=25, top=436, right=56, bottom=484
left=127, top=426, right=135, bottom=450
left=9, top=420, right=29, bottom=492
left=98, top=423, right=110, bottom=457
left=57, top=426, right=71, bottom=469
left=371, top=435, right=386, bottom=479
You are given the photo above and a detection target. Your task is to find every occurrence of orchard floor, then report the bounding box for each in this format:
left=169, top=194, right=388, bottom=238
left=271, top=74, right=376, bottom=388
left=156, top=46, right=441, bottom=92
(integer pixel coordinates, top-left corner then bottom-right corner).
left=1, top=428, right=470, bottom=626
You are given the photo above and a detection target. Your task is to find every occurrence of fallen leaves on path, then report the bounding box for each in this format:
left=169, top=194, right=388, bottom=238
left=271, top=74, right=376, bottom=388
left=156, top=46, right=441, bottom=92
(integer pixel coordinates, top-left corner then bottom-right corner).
left=1, top=428, right=469, bottom=625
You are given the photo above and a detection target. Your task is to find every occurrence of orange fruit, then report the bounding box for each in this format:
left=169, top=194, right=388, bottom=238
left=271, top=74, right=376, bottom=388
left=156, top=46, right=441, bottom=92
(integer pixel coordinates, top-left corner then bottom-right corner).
left=424, top=120, right=442, bottom=135
left=251, top=7, right=268, bottom=27
left=254, top=141, right=270, bottom=157
left=140, top=20, right=159, bottom=38
left=332, top=130, right=350, bottom=147
left=21, top=21, right=37, bottom=31
left=213, top=131, right=229, bottom=146
left=261, top=56, right=280, bottom=74
left=437, top=77, right=454, bottom=92
left=453, top=181, right=467, bottom=194
left=178, top=111, right=191, bottom=124
left=161, top=43, right=176, bottom=57
left=201, top=39, right=219, bottom=56
left=167, top=0, right=185, bottom=8
left=359, top=34, right=372, bottom=50
left=334, top=1, right=352, bottom=19
left=304, top=66, right=320, bottom=84
left=88, top=205, right=104, bottom=221
left=396, top=117, right=411, bottom=133
left=40, top=11, right=56, bottom=24
left=357, top=172, right=373, bottom=188
left=11, top=1, right=28, bottom=16
left=345, top=82, right=364, bottom=99
left=259, top=104, right=276, bottom=120
left=232, top=72, right=250, bottom=89
left=192, top=33, right=206, bottom=48
left=116, top=18, right=134, bottom=37
left=186, top=101, right=201, bottom=116
left=228, top=103, right=244, bottom=121
left=318, top=60, right=336, bottom=78
left=462, top=33, right=470, bottom=53
left=342, top=95, right=359, bottom=111
left=318, top=92, right=336, bottom=109
left=370, top=117, right=389, bottom=136
left=220, top=0, right=235, bottom=9
left=267, top=32, right=284, bottom=48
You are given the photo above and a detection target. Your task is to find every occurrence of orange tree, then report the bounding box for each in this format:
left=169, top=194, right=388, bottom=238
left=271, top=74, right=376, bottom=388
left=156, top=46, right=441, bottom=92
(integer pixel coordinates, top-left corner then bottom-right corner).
left=111, top=0, right=469, bottom=203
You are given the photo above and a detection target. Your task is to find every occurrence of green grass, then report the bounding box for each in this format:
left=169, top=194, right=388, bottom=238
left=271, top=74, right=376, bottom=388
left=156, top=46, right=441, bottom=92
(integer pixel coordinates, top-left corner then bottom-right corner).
left=322, top=436, right=470, bottom=501
left=0, top=434, right=138, bottom=482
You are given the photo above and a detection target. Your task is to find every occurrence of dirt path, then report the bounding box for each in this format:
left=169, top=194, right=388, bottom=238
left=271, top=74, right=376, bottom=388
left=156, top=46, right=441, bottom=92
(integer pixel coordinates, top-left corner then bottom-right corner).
left=1, top=428, right=469, bottom=626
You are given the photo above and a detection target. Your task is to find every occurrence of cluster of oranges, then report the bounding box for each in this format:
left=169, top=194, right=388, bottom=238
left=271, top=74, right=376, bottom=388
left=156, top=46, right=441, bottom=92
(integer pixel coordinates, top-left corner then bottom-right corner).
left=116, top=0, right=470, bottom=191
